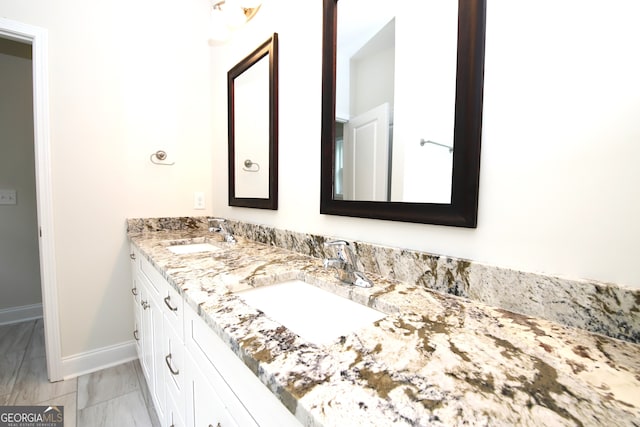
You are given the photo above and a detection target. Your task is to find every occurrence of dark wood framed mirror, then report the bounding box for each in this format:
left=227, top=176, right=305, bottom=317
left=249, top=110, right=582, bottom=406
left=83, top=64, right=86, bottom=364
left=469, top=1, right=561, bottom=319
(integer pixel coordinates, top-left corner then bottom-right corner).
left=320, top=0, right=486, bottom=227
left=228, top=33, right=279, bottom=209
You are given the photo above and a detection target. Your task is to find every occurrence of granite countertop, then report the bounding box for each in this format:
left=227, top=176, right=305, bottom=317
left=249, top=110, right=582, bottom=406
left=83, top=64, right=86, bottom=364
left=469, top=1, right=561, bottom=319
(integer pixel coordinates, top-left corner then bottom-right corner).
left=128, top=230, right=640, bottom=427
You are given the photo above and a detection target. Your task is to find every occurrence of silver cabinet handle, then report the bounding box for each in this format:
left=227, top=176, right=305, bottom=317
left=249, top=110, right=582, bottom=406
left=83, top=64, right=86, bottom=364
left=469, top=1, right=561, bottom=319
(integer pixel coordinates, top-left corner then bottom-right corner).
left=133, top=330, right=139, bottom=341
left=165, top=353, right=179, bottom=375
left=131, top=287, right=138, bottom=296
left=141, top=300, right=150, bottom=310
left=129, top=253, right=136, bottom=260
left=164, top=295, right=178, bottom=312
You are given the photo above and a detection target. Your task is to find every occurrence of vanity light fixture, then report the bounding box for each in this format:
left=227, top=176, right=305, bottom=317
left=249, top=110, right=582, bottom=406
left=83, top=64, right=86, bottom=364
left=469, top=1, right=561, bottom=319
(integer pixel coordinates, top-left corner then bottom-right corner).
left=210, top=0, right=263, bottom=42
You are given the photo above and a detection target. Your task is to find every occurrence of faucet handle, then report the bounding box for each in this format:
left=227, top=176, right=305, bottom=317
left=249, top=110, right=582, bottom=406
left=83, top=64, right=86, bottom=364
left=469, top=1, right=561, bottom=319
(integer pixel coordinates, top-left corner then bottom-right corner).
left=324, top=240, right=355, bottom=265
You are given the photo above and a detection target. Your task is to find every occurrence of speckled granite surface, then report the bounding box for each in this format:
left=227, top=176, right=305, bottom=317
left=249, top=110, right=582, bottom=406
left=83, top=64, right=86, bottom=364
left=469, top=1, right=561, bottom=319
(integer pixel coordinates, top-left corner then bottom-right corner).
left=127, top=217, right=640, bottom=343
left=127, top=219, right=640, bottom=426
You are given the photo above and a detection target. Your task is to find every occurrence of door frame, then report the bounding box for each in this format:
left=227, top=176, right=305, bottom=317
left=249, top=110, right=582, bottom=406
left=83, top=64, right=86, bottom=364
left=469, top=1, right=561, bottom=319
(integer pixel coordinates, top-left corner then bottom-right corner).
left=0, top=17, right=62, bottom=381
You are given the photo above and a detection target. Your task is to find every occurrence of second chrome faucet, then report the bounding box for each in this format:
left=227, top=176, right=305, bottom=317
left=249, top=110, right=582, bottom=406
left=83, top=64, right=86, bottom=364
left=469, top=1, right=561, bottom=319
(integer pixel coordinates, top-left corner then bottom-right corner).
left=323, top=240, right=373, bottom=288
left=208, top=217, right=236, bottom=243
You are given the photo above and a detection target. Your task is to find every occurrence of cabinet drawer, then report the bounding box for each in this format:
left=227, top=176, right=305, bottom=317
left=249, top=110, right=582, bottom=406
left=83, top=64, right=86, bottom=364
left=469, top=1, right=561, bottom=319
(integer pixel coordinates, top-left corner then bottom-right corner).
left=161, top=282, right=183, bottom=340
left=134, top=247, right=184, bottom=340
left=138, top=252, right=166, bottom=297
left=163, top=316, right=185, bottom=404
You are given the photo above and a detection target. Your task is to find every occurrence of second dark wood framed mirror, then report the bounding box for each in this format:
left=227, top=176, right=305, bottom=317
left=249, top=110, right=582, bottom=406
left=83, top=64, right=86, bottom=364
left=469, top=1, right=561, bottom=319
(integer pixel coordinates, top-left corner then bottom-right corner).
left=228, top=33, right=279, bottom=209
left=320, top=0, right=486, bottom=227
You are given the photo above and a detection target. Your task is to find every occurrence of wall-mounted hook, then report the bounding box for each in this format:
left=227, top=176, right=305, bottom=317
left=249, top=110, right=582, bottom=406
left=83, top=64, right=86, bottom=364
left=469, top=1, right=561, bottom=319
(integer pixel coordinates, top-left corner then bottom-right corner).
left=150, top=150, right=175, bottom=166
left=242, top=159, right=260, bottom=172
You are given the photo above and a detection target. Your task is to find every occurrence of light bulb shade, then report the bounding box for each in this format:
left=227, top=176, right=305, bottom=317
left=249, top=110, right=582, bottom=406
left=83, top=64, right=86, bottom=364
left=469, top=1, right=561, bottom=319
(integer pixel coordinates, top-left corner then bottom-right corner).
left=209, top=0, right=262, bottom=42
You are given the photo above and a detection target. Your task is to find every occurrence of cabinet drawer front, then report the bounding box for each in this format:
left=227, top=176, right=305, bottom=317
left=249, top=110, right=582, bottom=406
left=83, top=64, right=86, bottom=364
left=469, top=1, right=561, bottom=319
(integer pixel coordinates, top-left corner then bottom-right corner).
left=161, top=283, right=184, bottom=340
left=135, top=247, right=184, bottom=340
left=163, top=316, right=185, bottom=403
left=138, top=250, right=168, bottom=297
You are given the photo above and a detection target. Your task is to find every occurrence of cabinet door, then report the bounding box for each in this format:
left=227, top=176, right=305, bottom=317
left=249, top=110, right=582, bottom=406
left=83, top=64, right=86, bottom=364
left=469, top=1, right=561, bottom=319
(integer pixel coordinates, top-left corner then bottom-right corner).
left=149, top=291, right=166, bottom=422
left=130, top=247, right=143, bottom=360
left=185, top=354, right=240, bottom=427
left=163, top=315, right=185, bottom=411
left=138, top=284, right=154, bottom=385
left=166, top=389, right=186, bottom=427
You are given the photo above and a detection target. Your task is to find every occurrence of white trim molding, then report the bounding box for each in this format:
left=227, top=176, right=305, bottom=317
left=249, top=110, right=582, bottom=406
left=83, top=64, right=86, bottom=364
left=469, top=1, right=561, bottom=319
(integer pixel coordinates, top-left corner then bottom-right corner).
left=0, top=18, right=61, bottom=381
left=0, top=304, right=43, bottom=325
left=61, top=340, right=138, bottom=380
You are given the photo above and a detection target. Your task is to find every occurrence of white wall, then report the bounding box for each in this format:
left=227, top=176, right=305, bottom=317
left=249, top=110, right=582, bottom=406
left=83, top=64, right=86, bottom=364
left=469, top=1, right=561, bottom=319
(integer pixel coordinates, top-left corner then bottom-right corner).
left=0, top=0, right=214, bottom=359
left=212, top=0, right=640, bottom=289
left=0, top=42, right=42, bottom=311
left=0, top=0, right=638, bottom=372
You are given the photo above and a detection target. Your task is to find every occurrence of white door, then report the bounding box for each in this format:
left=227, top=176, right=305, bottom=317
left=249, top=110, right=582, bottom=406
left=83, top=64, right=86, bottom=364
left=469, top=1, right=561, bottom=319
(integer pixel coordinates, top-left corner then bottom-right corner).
left=343, top=103, right=391, bottom=201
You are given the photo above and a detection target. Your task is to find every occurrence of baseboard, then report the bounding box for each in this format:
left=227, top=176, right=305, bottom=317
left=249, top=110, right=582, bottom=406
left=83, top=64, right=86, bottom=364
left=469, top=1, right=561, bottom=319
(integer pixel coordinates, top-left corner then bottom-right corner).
left=61, top=340, right=138, bottom=380
left=0, top=303, right=43, bottom=325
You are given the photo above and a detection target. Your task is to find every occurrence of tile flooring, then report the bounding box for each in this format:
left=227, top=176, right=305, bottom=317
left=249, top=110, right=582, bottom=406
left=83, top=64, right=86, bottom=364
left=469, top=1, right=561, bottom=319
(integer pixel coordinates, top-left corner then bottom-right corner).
left=0, top=319, right=160, bottom=426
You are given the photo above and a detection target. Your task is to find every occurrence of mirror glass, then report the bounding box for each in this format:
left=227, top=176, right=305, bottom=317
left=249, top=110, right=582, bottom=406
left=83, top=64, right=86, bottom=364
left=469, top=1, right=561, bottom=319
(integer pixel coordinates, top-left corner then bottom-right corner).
left=228, top=33, right=279, bottom=209
left=335, top=1, right=457, bottom=203
left=321, top=0, right=486, bottom=226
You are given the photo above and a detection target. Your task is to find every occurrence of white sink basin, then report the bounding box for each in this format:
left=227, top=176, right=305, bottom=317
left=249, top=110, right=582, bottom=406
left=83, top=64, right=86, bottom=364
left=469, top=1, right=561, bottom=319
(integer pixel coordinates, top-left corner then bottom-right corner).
left=235, top=280, right=385, bottom=345
left=167, top=243, right=221, bottom=254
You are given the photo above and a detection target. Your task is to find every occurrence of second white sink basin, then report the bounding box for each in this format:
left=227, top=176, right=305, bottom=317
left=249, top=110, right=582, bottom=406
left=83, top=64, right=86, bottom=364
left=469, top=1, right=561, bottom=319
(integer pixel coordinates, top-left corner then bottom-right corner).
left=167, top=243, right=221, bottom=254
left=235, top=280, right=385, bottom=345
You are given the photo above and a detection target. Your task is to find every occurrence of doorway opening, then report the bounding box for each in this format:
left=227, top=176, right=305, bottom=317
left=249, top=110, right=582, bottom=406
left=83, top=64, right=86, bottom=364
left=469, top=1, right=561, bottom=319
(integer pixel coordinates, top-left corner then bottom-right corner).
left=0, top=18, right=61, bottom=381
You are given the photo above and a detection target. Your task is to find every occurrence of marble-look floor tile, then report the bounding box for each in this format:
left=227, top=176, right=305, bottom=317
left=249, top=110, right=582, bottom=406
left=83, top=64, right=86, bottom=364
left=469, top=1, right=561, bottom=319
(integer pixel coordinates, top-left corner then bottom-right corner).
left=77, top=361, right=140, bottom=410
left=0, top=393, right=8, bottom=405
left=9, top=355, right=77, bottom=405
left=0, top=320, right=35, bottom=355
left=36, top=391, right=77, bottom=427
left=77, top=390, right=152, bottom=427
left=131, top=359, right=149, bottom=406
left=0, top=350, right=25, bottom=395
left=24, top=318, right=46, bottom=360
left=131, top=360, right=161, bottom=427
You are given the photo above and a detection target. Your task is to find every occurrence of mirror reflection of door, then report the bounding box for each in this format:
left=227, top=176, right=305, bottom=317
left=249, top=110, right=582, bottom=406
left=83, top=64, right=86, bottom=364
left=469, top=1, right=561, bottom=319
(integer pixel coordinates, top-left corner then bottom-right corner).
left=342, top=103, right=391, bottom=201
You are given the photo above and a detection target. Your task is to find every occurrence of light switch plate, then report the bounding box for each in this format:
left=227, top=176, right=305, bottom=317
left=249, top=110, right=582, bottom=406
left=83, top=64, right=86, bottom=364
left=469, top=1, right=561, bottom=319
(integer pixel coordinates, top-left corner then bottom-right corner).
left=193, top=192, right=205, bottom=210
left=0, top=189, right=17, bottom=205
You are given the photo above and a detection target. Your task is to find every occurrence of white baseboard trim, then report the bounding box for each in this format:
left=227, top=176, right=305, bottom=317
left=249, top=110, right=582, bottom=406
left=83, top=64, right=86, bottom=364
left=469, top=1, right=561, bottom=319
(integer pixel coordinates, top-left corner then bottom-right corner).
left=0, top=303, right=43, bottom=325
left=61, top=340, right=138, bottom=380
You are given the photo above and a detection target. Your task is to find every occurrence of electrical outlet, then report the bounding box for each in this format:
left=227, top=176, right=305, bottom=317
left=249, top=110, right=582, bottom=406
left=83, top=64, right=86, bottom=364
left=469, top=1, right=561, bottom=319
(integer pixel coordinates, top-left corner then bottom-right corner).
left=194, top=192, right=205, bottom=209
left=0, top=189, right=17, bottom=205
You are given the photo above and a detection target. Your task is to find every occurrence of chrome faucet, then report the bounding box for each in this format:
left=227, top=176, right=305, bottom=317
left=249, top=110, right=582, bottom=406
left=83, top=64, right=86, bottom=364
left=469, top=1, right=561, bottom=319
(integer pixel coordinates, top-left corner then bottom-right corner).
left=323, top=240, right=373, bottom=288
left=208, top=217, right=236, bottom=243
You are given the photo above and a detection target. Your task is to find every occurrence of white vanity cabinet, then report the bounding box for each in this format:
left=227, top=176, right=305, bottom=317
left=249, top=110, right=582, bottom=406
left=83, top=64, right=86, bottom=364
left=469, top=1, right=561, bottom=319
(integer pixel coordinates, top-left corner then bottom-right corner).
left=130, top=246, right=167, bottom=422
left=130, top=244, right=302, bottom=427
left=184, top=305, right=301, bottom=427
left=131, top=245, right=185, bottom=426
